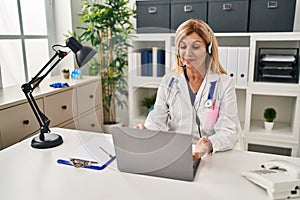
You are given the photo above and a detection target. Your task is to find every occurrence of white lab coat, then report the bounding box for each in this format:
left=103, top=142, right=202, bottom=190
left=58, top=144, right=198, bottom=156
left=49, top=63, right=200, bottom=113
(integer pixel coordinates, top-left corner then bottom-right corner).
left=144, top=72, right=238, bottom=152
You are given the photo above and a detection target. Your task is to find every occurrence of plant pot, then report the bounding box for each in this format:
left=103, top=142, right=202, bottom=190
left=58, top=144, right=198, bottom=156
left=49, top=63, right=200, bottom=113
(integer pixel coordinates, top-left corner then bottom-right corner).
left=264, top=121, right=274, bottom=131
left=63, top=72, right=69, bottom=79
left=102, top=122, right=122, bottom=134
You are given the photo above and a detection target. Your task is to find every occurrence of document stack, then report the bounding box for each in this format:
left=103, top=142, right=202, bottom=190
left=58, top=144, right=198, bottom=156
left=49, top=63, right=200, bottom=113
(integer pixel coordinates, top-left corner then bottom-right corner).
left=256, top=48, right=299, bottom=83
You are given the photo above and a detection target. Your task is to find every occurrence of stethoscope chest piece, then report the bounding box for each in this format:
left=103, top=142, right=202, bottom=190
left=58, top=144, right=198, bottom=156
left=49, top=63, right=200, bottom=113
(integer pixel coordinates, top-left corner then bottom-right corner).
left=204, top=99, right=213, bottom=108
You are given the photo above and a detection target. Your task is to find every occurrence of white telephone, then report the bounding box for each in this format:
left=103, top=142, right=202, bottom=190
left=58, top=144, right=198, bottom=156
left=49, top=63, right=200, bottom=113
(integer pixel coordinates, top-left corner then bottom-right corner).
left=242, top=160, right=300, bottom=200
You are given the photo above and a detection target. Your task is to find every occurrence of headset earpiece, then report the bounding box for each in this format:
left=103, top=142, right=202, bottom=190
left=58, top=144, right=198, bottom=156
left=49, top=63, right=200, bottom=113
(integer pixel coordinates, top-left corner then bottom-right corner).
left=207, top=41, right=212, bottom=55
left=207, top=31, right=212, bottom=55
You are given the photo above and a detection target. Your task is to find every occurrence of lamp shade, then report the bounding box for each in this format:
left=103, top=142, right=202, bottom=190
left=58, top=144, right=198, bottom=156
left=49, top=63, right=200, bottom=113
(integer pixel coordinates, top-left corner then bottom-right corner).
left=66, top=37, right=97, bottom=68
left=75, top=46, right=97, bottom=68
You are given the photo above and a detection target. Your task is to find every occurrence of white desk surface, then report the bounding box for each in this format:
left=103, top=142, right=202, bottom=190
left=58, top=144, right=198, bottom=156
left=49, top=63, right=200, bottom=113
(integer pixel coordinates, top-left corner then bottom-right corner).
left=1, top=127, right=299, bottom=200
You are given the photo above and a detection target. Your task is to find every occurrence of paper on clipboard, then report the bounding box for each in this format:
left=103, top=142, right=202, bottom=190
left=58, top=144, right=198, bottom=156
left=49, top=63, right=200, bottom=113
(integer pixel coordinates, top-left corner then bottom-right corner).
left=58, top=134, right=117, bottom=170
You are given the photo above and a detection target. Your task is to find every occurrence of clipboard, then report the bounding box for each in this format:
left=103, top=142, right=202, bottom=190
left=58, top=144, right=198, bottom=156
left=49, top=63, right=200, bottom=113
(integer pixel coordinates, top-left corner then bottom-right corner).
left=57, top=134, right=116, bottom=170
left=57, top=156, right=115, bottom=170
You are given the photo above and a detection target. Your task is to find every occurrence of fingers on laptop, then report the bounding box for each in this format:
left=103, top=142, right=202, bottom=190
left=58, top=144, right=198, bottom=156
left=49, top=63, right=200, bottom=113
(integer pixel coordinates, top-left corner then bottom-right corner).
left=193, top=151, right=205, bottom=160
left=193, top=136, right=212, bottom=160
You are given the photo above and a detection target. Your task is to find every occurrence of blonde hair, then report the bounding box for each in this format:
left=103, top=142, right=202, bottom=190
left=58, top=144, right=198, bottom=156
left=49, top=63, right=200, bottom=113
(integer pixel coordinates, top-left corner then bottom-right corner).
left=174, top=19, right=226, bottom=74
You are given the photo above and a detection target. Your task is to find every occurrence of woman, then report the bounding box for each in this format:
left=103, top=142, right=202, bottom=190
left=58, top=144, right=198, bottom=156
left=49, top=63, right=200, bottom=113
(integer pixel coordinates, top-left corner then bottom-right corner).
left=138, top=19, right=239, bottom=160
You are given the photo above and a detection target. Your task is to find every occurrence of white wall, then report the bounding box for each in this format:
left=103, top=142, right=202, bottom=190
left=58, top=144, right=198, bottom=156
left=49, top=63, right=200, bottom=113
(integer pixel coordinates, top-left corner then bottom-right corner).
left=52, top=0, right=74, bottom=75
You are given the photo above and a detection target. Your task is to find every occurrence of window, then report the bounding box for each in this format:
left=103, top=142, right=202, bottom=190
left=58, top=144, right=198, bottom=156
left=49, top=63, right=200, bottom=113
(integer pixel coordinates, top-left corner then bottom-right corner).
left=0, top=0, right=54, bottom=88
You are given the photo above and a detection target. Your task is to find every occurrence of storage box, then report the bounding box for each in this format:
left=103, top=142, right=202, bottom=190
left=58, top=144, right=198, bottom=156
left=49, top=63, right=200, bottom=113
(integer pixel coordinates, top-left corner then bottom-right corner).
left=249, top=0, right=296, bottom=32
left=136, top=0, right=171, bottom=33
left=208, top=0, right=249, bottom=32
left=170, top=0, right=208, bottom=32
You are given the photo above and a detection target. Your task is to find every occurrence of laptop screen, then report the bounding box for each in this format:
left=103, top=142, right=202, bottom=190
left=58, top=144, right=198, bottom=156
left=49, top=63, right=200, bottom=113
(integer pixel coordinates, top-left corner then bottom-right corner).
left=111, top=127, right=199, bottom=181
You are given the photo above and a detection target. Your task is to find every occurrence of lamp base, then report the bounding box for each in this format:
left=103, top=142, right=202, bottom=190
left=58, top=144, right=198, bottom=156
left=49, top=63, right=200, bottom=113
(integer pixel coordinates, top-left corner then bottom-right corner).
left=31, top=133, right=63, bottom=149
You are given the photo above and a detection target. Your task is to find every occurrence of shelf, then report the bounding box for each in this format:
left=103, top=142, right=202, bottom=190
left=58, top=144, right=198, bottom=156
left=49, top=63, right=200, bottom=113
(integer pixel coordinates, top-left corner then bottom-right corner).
left=250, top=120, right=293, bottom=135
left=247, top=82, right=300, bottom=95
left=129, top=76, right=162, bottom=88
left=250, top=32, right=300, bottom=41
left=249, top=94, right=297, bottom=128
left=247, top=121, right=296, bottom=144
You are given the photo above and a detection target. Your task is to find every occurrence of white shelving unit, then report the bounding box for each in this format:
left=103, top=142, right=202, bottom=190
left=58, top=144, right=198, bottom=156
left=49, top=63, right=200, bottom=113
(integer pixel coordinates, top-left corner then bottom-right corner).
left=244, top=33, right=300, bottom=157
left=128, top=34, right=173, bottom=126
left=128, top=32, right=300, bottom=157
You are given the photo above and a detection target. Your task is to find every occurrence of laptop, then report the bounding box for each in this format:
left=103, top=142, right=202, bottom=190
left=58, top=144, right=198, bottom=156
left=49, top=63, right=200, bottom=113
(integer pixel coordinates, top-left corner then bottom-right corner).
left=111, top=127, right=201, bottom=181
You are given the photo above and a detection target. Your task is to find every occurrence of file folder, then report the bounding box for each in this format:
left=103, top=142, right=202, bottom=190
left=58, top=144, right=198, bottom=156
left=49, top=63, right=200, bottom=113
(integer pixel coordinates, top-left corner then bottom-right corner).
left=218, top=47, right=228, bottom=72
left=157, top=49, right=165, bottom=77
left=237, top=47, right=249, bottom=87
left=141, top=50, right=149, bottom=76
left=227, top=47, right=238, bottom=84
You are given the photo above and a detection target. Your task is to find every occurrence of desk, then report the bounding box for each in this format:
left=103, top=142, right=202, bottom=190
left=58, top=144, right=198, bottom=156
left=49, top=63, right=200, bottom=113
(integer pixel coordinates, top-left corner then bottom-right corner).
left=0, top=128, right=299, bottom=200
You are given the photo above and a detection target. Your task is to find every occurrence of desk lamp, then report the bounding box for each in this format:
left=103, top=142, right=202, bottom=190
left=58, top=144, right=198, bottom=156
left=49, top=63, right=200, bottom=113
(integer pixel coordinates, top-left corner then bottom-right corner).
left=21, top=37, right=96, bottom=149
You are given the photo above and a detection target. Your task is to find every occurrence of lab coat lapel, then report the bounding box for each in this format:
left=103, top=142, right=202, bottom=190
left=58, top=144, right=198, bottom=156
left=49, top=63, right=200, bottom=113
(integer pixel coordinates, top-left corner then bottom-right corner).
left=194, top=73, right=220, bottom=106
left=177, top=73, right=194, bottom=134
left=177, top=73, right=191, bottom=105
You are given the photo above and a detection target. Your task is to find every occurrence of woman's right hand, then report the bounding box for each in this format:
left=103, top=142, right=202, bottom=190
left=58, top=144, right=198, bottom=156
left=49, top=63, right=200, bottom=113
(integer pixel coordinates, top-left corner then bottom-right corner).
left=136, top=123, right=146, bottom=129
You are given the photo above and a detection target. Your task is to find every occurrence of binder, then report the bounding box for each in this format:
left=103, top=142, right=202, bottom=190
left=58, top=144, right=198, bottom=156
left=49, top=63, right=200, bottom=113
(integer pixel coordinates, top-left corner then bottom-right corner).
left=227, top=47, right=238, bottom=84
left=157, top=49, right=165, bottom=77
left=152, top=47, right=158, bottom=77
left=141, top=50, right=149, bottom=76
left=148, top=50, right=153, bottom=76
left=132, top=52, right=141, bottom=76
left=218, top=47, right=228, bottom=72
left=141, top=48, right=166, bottom=77
left=237, top=47, right=249, bottom=87
left=133, top=52, right=142, bottom=76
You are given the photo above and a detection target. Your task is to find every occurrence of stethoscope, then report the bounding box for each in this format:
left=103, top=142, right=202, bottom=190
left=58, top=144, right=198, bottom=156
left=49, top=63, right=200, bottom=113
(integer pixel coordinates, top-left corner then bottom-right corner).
left=166, top=76, right=218, bottom=109
left=165, top=77, right=179, bottom=108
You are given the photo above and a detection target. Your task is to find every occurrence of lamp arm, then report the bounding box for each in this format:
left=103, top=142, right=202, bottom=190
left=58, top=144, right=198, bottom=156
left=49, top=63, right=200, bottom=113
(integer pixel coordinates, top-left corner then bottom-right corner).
left=30, top=50, right=67, bottom=90
left=21, top=50, right=68, bottom=141
left=22, top=86, right=50, bottom=141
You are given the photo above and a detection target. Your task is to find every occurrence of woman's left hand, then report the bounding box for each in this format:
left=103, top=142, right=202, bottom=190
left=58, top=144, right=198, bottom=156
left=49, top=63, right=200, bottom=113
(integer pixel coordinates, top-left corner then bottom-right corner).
left=193, top=136, right=213, bottom=160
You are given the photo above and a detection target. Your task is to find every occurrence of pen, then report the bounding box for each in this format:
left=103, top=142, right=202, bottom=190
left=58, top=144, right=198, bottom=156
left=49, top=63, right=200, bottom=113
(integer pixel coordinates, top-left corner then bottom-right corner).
left=212, top=99, right=216, bottom=110
left=99, top=146, right=114, bottom=158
